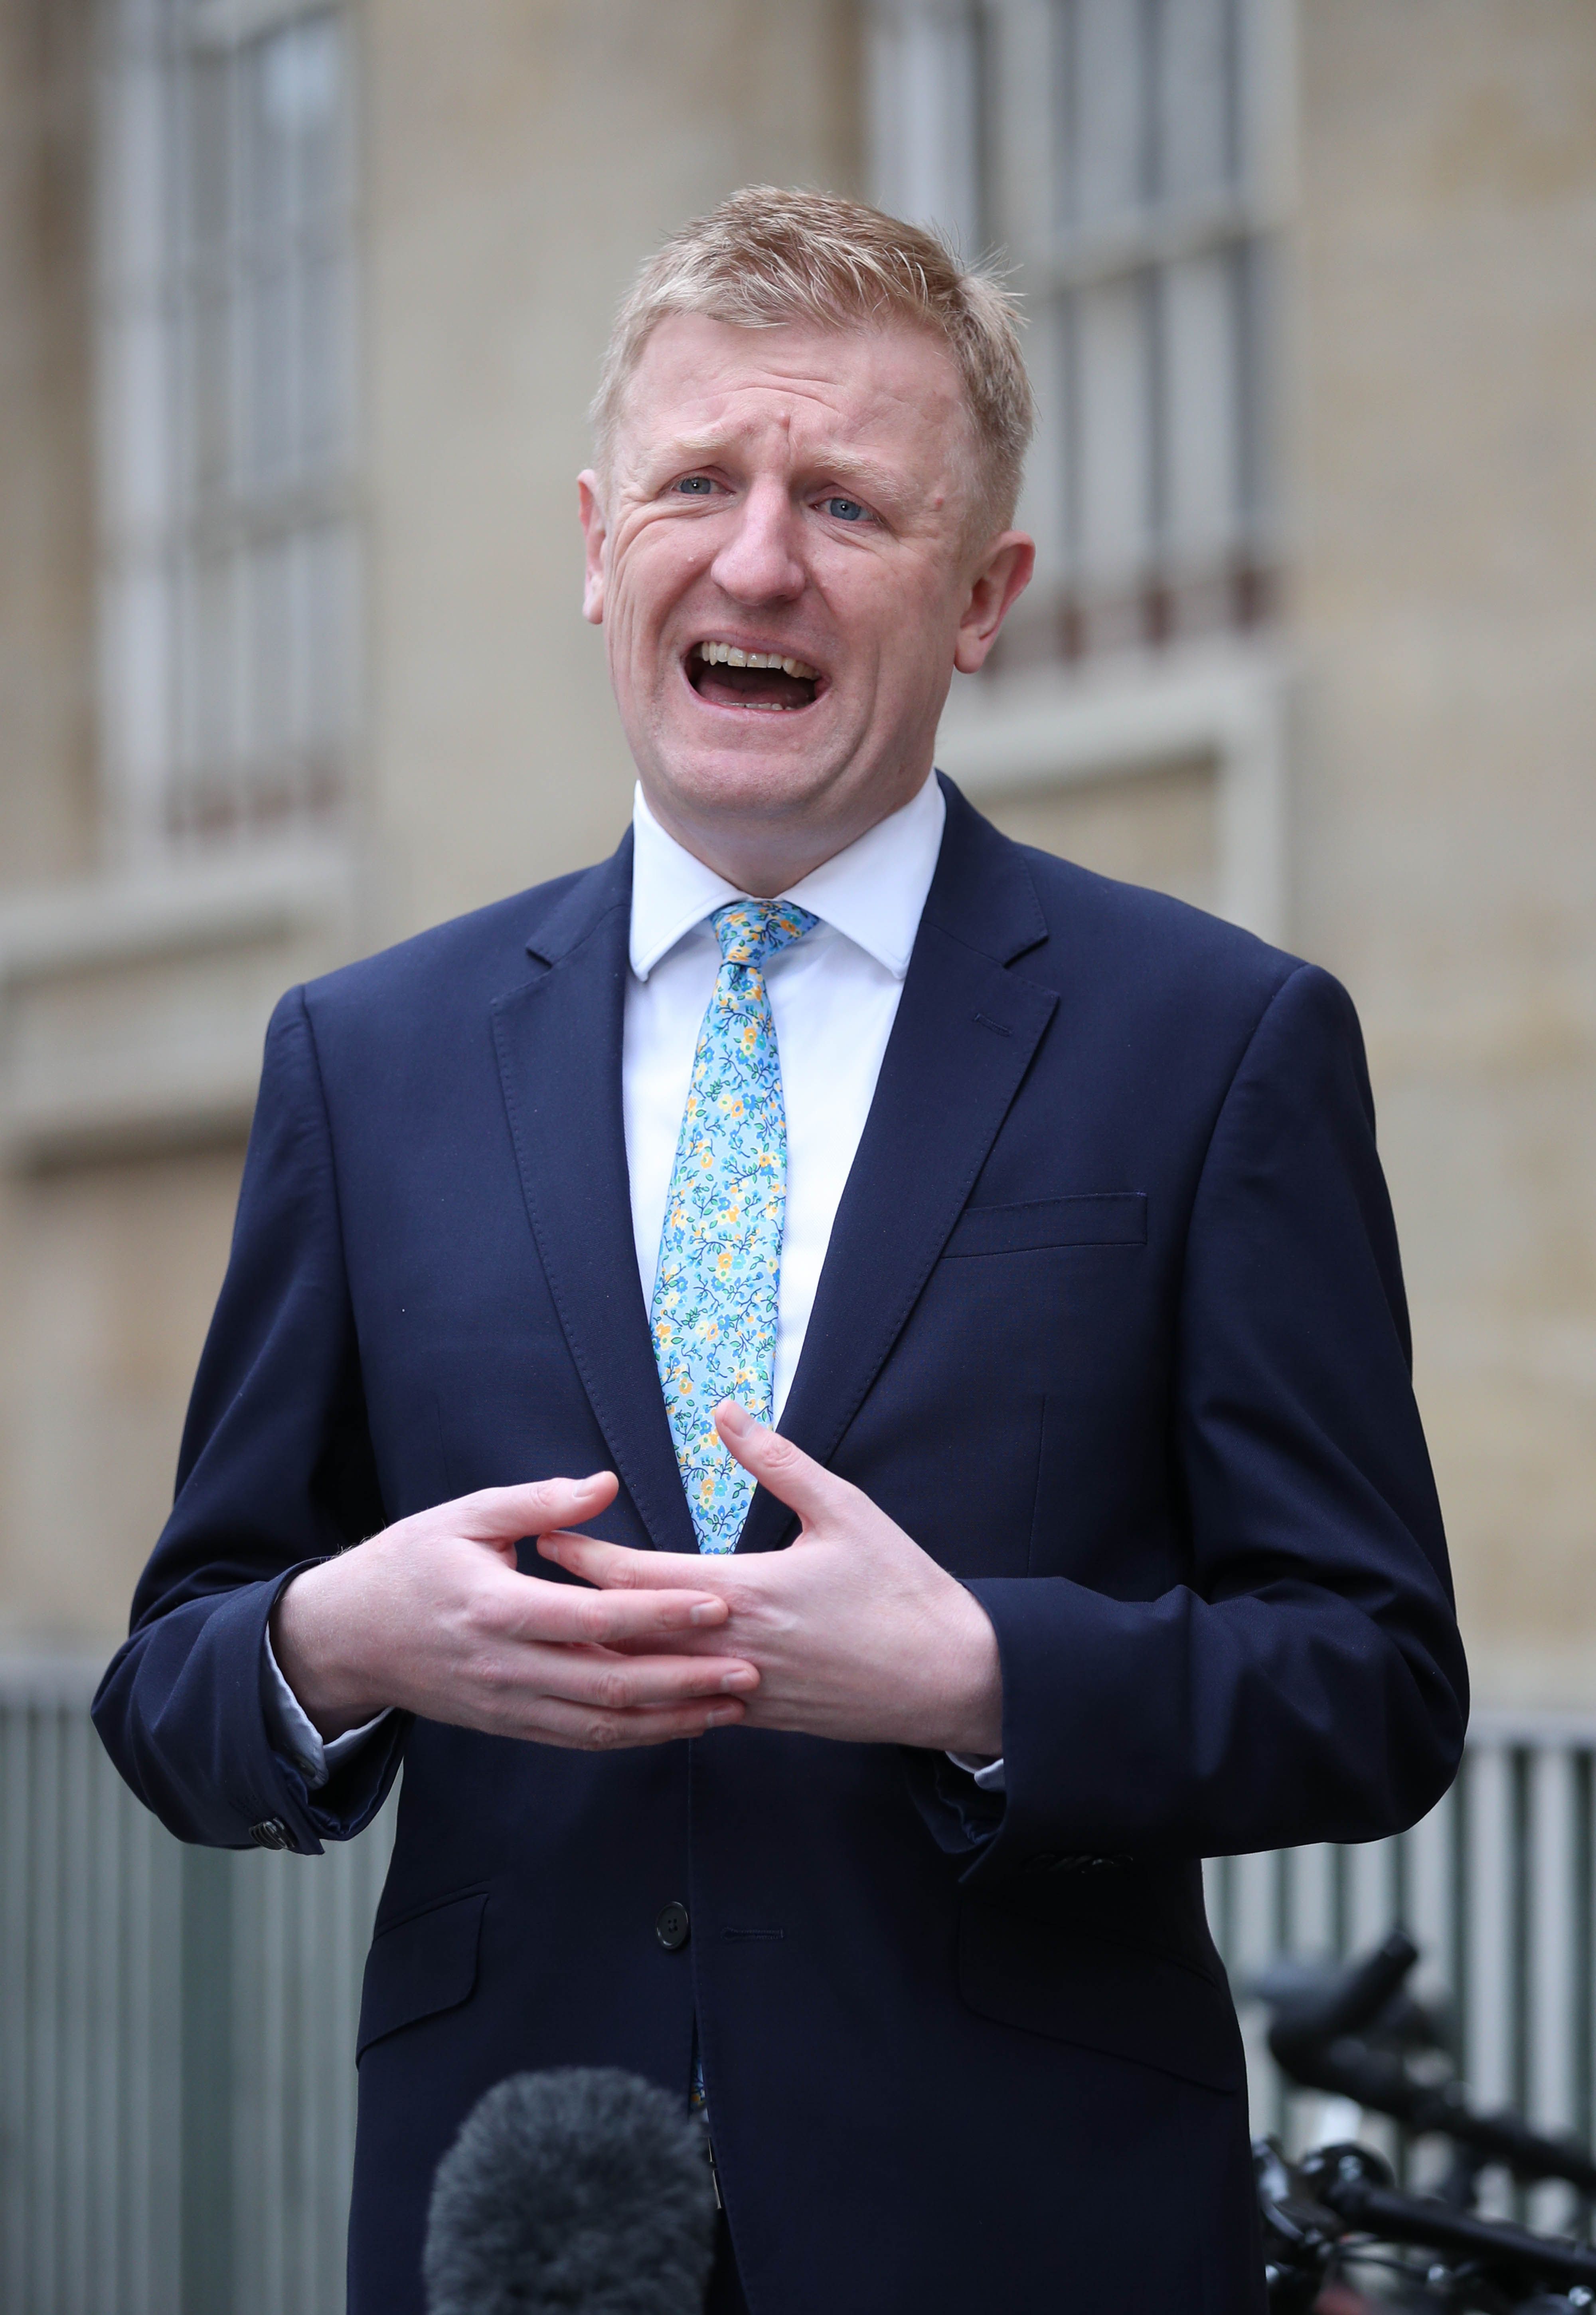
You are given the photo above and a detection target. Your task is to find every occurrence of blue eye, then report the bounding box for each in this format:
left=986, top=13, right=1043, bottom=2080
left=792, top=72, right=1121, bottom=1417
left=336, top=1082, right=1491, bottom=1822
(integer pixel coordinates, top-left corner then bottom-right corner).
left=674, top=476, right=714, bottom=495
left=824, top=496, right=867, bottom=522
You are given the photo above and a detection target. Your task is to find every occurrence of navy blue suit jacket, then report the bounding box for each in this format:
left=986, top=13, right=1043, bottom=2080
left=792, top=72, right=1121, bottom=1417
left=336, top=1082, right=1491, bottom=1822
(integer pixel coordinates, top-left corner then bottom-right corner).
left=95, top=779, right=1466, bottom=2313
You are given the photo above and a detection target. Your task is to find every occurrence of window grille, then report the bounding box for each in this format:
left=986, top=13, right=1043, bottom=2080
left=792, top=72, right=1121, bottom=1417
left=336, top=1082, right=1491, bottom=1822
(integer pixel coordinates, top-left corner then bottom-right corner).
left=96, top=0, right=359, bottom=855
left=869, top=0, right=1280, bottom=666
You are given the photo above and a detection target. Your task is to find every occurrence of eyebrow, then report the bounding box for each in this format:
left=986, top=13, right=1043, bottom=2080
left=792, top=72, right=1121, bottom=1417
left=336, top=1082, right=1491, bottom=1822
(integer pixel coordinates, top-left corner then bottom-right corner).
left=650, top=432, right=909, bottom=506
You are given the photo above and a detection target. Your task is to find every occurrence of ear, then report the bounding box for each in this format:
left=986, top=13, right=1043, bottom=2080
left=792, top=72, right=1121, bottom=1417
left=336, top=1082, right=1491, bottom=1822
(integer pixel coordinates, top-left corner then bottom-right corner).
left=953, top=531, right=1035, bottom=674
left=578, top=471, right=608, bottom=625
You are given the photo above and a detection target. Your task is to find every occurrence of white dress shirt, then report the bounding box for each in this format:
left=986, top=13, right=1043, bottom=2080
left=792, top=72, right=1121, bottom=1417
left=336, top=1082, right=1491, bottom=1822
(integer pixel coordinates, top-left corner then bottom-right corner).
left=266, top=771, right=1002, bottom=1792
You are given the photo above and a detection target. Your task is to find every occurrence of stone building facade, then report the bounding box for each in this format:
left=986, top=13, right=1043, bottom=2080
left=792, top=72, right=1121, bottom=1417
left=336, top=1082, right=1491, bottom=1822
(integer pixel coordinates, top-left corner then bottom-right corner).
left=0, top=0, right=1592, bottom=1712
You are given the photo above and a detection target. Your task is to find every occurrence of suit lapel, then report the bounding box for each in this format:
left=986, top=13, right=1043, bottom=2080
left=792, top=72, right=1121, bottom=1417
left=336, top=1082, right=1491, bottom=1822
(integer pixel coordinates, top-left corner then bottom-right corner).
left=491, top=835, right=699, bottom=1555
left=737, top=781, right=1058, bottom=1554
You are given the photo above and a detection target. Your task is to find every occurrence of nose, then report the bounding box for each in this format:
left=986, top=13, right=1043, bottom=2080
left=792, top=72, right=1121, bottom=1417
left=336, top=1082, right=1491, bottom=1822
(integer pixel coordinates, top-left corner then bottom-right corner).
left=708, top=475, right=805, bottom=606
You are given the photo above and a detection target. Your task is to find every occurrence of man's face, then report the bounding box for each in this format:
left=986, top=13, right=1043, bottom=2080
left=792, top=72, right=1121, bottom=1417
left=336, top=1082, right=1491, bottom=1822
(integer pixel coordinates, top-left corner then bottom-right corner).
left=579, top=311, right=1031, bottom=878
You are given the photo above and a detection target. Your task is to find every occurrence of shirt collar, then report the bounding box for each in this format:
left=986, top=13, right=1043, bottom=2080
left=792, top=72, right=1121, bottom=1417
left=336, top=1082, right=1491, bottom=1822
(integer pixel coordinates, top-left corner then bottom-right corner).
left=628, top=772, right=946, bottom=983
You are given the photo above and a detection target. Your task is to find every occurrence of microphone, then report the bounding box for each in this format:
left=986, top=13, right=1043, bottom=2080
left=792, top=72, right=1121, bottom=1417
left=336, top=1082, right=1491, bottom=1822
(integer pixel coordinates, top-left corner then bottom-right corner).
left=423, top=2066, right=719, bottom=2315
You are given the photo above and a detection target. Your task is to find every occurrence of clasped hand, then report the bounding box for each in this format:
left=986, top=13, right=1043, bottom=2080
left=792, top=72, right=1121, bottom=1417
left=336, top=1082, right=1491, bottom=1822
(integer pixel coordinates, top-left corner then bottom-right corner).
left=271, top=1400, right=1002, bottom=1757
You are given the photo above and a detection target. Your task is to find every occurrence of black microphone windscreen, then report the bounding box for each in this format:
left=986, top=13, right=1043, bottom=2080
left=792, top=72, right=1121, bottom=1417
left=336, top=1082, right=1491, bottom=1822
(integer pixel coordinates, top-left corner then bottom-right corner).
left=423, top=2066, right=718, bottom=2315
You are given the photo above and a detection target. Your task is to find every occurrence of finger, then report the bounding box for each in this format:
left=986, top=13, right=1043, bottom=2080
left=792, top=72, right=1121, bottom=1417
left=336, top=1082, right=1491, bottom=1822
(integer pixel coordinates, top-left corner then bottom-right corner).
left=536, top=1530, right=730, bottom=1591
left=504, top=1569, right=731, bottom=1644
left=454, top=1472, right=620, bottom=1543
left=510, top=1694, right=748, bottom=1751
left=535, top=1645, right=760, bottom=1714
left=711, top=1401, right=846, bottom=1524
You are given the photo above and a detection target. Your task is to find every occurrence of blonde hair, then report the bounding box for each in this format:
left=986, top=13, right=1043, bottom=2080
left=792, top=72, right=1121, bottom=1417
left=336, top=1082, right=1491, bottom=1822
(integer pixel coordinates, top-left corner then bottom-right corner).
left=591, top=186, right=1033, bottom=537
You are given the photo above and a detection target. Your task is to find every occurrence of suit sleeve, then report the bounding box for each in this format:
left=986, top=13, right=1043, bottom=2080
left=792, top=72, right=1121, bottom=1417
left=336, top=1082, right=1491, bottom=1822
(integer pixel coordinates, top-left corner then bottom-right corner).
left=949, top=961, right=1468, bottom=1879
left=91, top=987, right=409, bottom=1854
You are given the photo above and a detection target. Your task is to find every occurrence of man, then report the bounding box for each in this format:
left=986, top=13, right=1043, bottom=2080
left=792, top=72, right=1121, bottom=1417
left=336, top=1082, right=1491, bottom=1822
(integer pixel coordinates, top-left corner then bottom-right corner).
left=95, top=187, right=1467, bottom=2313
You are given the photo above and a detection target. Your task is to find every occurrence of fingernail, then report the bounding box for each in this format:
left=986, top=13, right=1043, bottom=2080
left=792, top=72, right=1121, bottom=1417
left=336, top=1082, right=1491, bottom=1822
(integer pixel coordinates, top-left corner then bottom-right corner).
left=714, top=1400, right=750, bottom=1438
left=705, top=1704, right=742, bottom=1727
left=689, top=1600, right=727, bottom=1625
left=720, top=1669, right=757, bottom=1692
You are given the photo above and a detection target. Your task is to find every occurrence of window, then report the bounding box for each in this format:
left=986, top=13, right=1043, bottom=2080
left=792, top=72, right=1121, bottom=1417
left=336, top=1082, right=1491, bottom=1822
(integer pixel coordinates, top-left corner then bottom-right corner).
left=97, top=0, right=359, bottom=855
left=869, top=0, right=1280, bottom=667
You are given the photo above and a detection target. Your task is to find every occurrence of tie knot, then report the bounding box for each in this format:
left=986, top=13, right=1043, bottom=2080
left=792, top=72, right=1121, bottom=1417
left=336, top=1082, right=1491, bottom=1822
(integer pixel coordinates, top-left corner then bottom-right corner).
left=713, top=898, right=818, bottom=968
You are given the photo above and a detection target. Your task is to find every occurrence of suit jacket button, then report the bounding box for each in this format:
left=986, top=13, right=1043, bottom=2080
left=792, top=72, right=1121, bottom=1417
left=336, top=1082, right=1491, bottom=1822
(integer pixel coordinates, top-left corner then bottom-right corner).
left=655, top=1901, right=690, bottom=1951
left=249, top=1818, right=291, bottom=1851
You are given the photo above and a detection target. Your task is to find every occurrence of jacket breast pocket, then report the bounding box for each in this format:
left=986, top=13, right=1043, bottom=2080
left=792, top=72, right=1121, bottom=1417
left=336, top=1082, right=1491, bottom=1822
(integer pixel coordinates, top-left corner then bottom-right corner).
left=942, top=1193, right=1147, bottom=1258
left=956, top=1898, right=1243, bottom=2093
left=357, top=1888, right=487, bottom=2062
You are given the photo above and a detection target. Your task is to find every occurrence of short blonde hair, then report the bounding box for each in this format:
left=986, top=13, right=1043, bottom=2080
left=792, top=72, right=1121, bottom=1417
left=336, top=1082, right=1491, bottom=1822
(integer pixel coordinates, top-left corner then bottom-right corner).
left=592, top=186, right=1033, bottom=537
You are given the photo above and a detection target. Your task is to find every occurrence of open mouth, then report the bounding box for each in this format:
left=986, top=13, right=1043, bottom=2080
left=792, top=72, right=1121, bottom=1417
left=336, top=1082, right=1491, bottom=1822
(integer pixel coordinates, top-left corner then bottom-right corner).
left=685, top=639, right=822, bottom=712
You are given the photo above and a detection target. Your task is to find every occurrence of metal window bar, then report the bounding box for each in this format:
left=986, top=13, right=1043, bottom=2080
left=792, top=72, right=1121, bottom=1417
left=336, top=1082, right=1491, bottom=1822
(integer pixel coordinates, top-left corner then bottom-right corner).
left=94, top=0, right=359, bottom=860
left=1043, top=0, right=1269, bottom=649
left=4, top=1673, right=1593, bottom=2310
left=868, top=0, right=1279, bottom=664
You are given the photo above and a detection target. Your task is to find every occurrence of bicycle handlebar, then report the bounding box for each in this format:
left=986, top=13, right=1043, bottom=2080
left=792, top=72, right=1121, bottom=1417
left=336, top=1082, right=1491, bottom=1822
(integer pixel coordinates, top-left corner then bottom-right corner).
left=1308, top=2148, right=1596, bottom=2293
left=1269, top=1929, right=1422, bottom=2050
left=1268, top=1933, right=1596, bottom=2198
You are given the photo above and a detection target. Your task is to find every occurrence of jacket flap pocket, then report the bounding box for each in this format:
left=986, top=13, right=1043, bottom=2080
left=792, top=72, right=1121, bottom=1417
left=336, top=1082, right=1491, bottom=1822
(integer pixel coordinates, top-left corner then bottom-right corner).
left=944, top=1193, right=1147, bottom=1257
left=357, top=1889, right=487, bottom=2062
left=957, top=1900, right=1242, bottom=2093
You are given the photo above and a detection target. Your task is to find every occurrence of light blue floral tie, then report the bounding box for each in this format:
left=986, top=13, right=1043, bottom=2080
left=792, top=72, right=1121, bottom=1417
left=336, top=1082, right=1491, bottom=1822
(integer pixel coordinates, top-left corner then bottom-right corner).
left=650, top=898, right=818, bottom=1553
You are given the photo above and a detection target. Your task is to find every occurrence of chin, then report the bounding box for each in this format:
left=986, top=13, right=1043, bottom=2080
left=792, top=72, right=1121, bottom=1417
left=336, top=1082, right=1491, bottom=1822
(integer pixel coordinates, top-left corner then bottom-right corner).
left=654, top=754, right=842, bottom=824
left=645, top=712, right=855, bottom=820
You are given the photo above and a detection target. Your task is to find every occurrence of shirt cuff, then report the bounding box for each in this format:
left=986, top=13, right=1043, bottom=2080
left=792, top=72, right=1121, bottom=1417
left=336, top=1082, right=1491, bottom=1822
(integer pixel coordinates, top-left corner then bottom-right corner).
left=261, top=1626, right=391, bottom=1792
left=946, top=1752, right=1007, bottom=1792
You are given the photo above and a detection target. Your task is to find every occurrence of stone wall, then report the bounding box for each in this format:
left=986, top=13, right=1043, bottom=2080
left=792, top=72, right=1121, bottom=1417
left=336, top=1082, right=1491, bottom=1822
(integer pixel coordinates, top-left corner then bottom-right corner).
left=1290, top=0, right=1596, bottom=1699
left=0, top=0, right=95, bottom=889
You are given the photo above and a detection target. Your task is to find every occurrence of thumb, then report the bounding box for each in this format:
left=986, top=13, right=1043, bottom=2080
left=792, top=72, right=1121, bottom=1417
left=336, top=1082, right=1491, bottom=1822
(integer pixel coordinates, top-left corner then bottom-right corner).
left=455, top=1472, right=618, bottom=1553
left=713, top=1402, right=843, bottom=1530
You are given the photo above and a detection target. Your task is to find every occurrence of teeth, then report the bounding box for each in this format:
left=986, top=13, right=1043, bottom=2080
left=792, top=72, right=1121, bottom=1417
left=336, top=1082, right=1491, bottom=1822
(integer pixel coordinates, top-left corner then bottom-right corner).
left=695, top=641, right=820, bottom=682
